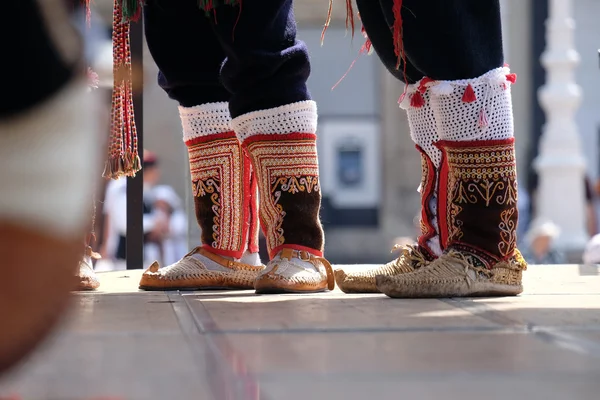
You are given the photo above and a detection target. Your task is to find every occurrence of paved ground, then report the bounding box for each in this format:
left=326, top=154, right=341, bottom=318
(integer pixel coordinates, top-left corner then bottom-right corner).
left=1, top=264, right=599, bottom=400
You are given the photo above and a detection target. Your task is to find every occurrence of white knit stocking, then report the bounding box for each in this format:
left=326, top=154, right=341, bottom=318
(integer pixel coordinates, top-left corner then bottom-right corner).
left=231, top=100, right=318, bottom=142
left=179, top=102, right=232, bottom=142
left=429, top=67, right=515, bottom=142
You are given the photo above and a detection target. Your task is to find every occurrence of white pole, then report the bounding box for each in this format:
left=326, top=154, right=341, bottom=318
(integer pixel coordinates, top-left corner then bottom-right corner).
left=534, top=0, right=588, bottom=252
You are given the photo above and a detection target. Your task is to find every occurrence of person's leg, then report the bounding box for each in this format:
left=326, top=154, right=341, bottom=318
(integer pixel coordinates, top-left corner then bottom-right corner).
left=372, top=0, right=526, bottom=298
left=0, top=0, right=101, bottom=373
left=208, top=0, right=333, bottom=294
left=333, top=0, right=442, bottom=293
left=138, top=0, right=264, bottom=291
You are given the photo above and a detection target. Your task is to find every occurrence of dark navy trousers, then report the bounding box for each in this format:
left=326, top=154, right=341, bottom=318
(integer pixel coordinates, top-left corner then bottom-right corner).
left=355, top=0, right=505, bottom=83
left=143, top=0, right=312, bottom=119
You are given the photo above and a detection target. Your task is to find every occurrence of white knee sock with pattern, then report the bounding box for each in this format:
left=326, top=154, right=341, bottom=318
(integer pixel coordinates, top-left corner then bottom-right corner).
left=179, top=102, right=262, bottom=268
left=429, top=67, right=515, bottom=142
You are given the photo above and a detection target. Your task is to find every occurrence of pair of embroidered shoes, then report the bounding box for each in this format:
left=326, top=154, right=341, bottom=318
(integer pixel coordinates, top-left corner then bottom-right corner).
left=139, top=247, right=334, bottom=294
left=334, top=244, right=527, bottom=298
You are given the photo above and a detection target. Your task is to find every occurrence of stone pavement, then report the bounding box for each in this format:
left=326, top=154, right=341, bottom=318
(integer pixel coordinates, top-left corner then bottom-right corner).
left=1, top=264, right=599, bottom=400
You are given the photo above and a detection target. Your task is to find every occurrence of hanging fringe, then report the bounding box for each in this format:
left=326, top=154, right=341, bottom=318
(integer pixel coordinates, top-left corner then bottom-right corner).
left=321, top=0, right=355, bottom=46
left=462, top=84, right=476, bottom=103
left=103, top=0, right=142, bottom=180
left=330, top=14, right=372, bottom=91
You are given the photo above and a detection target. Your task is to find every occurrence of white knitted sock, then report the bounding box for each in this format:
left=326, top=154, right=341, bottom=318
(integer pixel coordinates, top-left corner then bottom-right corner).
left=429, top=67, right=515, bottom=142
left=231, top=100, right=318, bottom=142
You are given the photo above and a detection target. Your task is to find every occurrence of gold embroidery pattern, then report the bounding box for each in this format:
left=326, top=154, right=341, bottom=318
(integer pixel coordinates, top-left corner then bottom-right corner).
left=441, top=141, right=518, bottom=262
left=498, top=208, right=517, bottom=257
left=188, top=137, right=245, bottom=253
left=246, top=138, right=320, bottom=253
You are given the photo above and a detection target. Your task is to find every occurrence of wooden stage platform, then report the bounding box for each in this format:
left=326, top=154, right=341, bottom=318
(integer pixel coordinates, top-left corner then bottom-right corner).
left=1, top=264, right=599, bottom=399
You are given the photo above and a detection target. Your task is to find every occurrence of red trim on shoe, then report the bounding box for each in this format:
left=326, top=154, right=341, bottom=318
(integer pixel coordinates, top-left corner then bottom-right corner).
left=184, top=131, right=238, bottom=147
left=269, top=244, right=323, bottom=260
left=241, top=133, right=317, bottom=147
left=415, top=145, right=437, bottom=254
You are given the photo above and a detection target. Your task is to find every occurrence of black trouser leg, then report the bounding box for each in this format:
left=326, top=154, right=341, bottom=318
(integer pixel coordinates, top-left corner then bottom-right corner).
left=144, top=0, right=230, bottom=106
left=358, top=0, right=504, bottom=82
left=355, top=0, right=423, bottom=84
left=209, top=0, right=312, bottom=118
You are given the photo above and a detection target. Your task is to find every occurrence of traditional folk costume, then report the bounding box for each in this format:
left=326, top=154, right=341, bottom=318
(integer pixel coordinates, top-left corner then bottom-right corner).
left=332, top=0, right=527, bottom=297
left=131, top=0, right=334, bottom=293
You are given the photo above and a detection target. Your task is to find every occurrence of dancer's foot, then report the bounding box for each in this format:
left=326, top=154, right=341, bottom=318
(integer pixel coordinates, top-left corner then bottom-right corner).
left=254, top=248, right=334, bottom=294
left=376, top=249, right=527, bottom=298
left=334, top=244, right=432, bottom=293
left=139, top=247, right=264, bottom=290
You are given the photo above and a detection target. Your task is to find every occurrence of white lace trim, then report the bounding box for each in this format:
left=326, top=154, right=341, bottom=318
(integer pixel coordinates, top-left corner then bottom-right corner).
left=231, top=101, right=318, bottom=142
left=179, top=102, right=232, bottom=143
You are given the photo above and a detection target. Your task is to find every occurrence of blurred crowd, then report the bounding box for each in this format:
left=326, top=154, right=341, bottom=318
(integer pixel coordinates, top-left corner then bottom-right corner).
left=95, top=151, right=188, bottom=271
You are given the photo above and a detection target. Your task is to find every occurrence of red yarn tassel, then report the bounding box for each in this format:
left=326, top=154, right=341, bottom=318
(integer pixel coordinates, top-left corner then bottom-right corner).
left=462, top=84, right=476, bottom=103
left=506, top=73, right=517, bottom=84
left=418, top=77, right=434, bottom=93
left=392, top=0, right=404, bottom=69
left=104, top=0, right=140, bottom=180
left=410, top=91, right=425, bottom=108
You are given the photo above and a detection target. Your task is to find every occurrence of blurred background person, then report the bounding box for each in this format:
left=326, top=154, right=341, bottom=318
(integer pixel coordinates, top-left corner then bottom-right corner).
left=151, top=184, right=188, bottom=266
left=99, top=150, right=170, bottom=269
left=582, top=233, right=600, bottom=265
left=522, top=219, right=565, bottom=265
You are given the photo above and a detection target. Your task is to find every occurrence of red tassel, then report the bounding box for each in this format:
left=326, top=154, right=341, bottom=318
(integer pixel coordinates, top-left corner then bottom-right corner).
left=418, top=77, right=434, bottom=93
left=462, top=84, right=476, bottom=103
left=506, top=73, right=517, bottom=84
left=410, top=91, right=425, bottom=108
